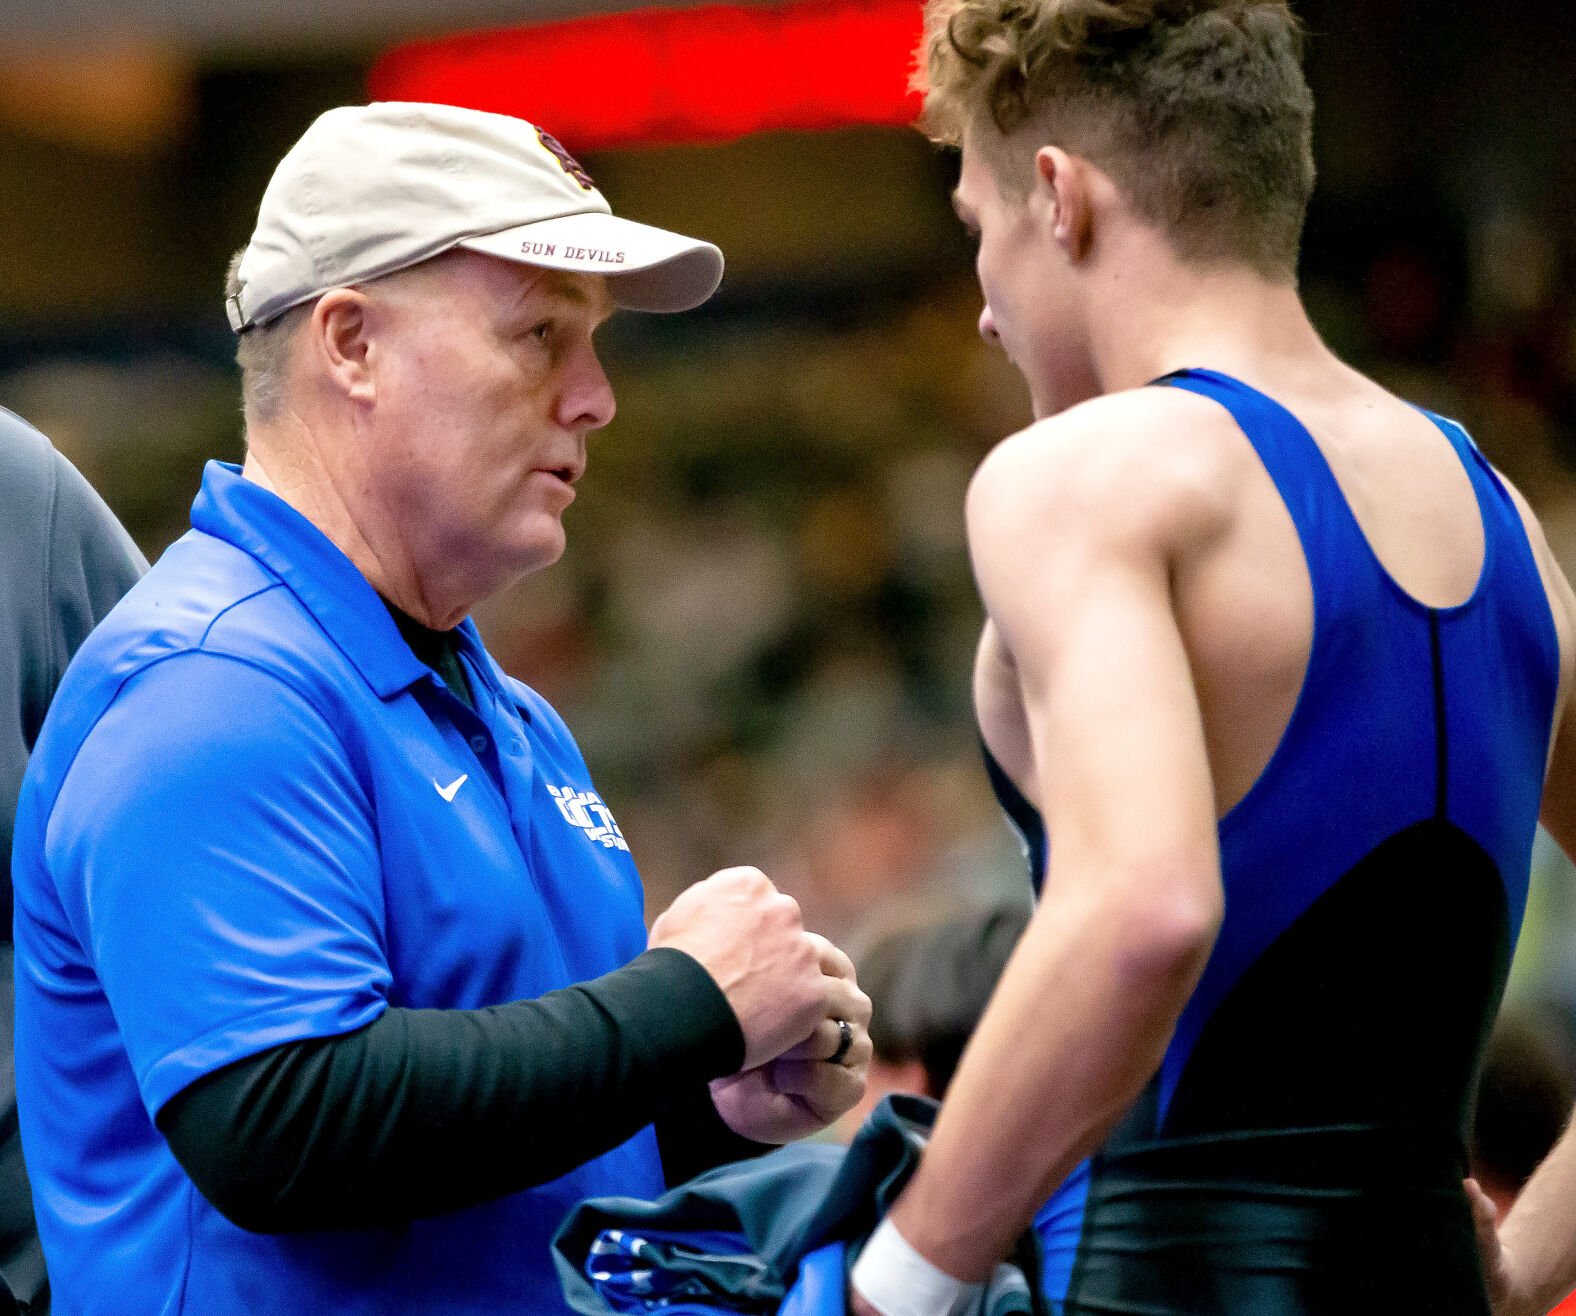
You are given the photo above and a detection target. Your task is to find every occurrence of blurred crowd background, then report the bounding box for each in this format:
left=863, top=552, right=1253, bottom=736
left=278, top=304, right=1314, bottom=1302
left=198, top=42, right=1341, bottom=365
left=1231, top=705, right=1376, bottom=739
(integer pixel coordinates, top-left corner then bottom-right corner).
left=4, top=0, right=1576, bottom=1072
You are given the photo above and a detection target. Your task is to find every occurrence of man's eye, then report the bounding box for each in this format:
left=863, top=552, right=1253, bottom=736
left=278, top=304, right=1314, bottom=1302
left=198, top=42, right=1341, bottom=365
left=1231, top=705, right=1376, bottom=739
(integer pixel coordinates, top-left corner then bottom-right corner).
left=529, top=321, right=553, bottom=342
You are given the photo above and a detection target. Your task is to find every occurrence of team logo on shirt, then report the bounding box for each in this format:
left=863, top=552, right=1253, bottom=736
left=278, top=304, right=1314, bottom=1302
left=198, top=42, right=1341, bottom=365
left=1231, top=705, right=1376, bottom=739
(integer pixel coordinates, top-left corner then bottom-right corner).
left=546, top=784, right=630, bottom=851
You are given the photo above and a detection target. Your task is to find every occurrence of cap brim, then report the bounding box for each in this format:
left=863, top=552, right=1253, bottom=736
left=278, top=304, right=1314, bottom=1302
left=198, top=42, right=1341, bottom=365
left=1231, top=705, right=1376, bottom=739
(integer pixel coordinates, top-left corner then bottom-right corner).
left=460, top=211, right=723, bottom=313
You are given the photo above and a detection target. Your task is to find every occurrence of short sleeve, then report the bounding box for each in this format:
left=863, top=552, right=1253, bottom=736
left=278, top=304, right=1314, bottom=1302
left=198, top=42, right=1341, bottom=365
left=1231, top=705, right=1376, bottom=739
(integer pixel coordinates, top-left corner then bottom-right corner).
left=45, top=650, right=390, bottom=1117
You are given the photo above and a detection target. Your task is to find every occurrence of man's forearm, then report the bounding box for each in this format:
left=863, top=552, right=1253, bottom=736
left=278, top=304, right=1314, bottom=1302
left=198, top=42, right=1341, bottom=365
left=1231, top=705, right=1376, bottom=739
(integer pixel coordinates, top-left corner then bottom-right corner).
left=1498, top=1117, right=1576, bottom=1315
left=882, top=876, right=1216, bottom=1281
left=158, top=947, right=744, bottom=1231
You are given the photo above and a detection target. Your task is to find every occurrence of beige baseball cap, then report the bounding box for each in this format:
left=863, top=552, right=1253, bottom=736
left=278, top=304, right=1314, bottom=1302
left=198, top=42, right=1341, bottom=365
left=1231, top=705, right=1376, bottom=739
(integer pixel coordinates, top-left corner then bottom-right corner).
left=226, top=101, right=725, bottom=332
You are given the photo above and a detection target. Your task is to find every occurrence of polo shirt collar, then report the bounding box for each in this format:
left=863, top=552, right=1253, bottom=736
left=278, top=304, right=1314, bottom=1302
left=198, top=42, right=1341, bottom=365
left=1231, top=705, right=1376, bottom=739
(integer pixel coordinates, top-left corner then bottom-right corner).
left=190, top=460, right=440, bottom=700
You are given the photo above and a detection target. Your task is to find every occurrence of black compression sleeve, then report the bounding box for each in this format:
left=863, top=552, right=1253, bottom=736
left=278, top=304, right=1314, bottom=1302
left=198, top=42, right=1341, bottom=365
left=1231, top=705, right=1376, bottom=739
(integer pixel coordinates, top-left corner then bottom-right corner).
left=655, top=1082, right=775, bottom=1186
left=156, top=947, right=744, bottom=1233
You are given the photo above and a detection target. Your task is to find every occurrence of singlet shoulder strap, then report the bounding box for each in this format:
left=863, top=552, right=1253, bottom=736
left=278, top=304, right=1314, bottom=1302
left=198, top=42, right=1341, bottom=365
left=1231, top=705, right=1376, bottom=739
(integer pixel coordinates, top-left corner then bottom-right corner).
left=1154, top=368, right=1379, bottom=614
left=1416, top=406, right=1517, bottom=531
left=1416, top=405, right=1558, bottom=618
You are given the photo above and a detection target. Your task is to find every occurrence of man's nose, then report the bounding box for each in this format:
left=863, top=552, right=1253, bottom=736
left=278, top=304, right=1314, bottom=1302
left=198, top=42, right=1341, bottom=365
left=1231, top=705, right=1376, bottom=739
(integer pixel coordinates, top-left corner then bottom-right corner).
left=561, top=349, right=617, bottom=432
left=978, top=304, right=1000, bottom=345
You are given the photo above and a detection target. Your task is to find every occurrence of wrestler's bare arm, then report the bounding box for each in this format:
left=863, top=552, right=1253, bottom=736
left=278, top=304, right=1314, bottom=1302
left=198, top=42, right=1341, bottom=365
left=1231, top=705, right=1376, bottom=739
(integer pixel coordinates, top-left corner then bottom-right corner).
left=1472, top=485, right=1576, bottom=1316
left=880, top=399, right=1229, bottom=1280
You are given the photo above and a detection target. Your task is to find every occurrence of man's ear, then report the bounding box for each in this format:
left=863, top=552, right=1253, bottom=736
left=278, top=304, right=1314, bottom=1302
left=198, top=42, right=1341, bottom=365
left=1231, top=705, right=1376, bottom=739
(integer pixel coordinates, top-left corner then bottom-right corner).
left=1035, top=145, right=1093, bottom=261
left=310, top=288, right=377, bottom=405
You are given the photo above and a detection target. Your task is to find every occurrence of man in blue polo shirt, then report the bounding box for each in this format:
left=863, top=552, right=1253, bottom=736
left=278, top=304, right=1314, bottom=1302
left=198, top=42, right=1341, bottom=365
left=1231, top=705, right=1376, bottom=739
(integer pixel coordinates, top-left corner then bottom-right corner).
left=11, top=103, right=872, bottom=1315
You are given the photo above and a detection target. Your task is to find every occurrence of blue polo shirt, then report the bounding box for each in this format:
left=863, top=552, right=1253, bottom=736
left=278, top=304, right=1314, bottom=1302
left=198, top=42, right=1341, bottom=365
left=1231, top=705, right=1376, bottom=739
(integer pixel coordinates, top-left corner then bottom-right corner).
left=11, top=462, right=666, bottom=1314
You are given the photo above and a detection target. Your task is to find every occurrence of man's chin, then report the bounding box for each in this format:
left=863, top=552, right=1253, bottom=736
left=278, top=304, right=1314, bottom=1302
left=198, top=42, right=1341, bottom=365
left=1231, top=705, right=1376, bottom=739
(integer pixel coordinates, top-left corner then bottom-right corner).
left=507, top=522, right=569, bottom=578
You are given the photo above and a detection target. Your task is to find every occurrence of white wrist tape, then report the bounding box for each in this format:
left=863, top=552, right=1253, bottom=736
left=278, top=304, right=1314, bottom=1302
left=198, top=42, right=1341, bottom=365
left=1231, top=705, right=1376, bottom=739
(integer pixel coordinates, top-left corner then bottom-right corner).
left=850, top=1217, right=985, bottom=1316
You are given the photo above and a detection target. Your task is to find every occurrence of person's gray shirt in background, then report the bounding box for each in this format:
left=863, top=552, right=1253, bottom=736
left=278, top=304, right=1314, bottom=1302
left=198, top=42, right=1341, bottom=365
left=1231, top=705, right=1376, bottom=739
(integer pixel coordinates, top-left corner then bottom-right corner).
left=0, top=407, right=144, bottom=1313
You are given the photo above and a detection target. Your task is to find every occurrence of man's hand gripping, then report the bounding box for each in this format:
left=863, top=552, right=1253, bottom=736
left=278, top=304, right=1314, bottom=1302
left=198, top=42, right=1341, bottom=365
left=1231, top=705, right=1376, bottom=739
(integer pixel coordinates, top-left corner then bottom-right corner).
left=649, top=866, right=871, bottom=1143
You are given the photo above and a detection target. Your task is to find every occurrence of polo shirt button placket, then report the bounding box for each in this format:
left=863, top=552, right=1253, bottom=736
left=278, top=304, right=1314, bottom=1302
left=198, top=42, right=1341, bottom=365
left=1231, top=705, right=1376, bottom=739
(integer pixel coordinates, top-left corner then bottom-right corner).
left=469, top=733, right=489, bottom=754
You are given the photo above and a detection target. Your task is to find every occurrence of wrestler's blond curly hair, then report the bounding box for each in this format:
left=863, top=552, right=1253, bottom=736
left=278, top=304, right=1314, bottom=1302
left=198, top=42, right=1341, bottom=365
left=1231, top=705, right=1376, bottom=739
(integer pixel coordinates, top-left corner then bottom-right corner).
left=919, top=0, right=1315, bottom=276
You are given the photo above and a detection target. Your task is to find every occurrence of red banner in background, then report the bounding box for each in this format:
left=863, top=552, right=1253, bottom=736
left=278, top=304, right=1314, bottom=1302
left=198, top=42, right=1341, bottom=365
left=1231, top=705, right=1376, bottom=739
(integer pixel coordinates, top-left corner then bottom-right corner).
left=369, top=0, right=926, bottom=151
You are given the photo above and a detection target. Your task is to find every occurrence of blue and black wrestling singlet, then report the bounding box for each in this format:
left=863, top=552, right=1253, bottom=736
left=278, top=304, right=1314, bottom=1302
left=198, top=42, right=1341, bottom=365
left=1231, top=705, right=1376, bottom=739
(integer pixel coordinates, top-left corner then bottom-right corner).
left=987, top=369, right=1562, bottom=1314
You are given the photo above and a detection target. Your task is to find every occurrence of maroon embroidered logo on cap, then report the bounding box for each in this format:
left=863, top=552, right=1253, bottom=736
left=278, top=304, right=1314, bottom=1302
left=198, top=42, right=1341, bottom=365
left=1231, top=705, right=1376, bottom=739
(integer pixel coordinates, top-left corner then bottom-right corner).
left=536, top=129, right=595, bottom=191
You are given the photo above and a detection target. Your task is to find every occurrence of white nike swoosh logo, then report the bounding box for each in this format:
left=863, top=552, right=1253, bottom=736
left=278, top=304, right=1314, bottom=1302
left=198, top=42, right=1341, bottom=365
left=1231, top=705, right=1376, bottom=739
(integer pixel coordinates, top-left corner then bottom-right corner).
left=434, top=773, right=469, bottom=802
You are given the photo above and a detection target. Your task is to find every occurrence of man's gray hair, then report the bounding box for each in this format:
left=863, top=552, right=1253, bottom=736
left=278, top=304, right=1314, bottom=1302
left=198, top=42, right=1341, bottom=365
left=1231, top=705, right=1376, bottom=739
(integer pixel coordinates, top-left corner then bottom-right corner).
left=226, top=249, right=310, bottom=425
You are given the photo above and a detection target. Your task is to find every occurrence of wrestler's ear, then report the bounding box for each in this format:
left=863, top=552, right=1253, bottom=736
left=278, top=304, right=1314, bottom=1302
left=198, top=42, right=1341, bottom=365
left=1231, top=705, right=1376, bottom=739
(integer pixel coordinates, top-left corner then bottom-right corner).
left=311, top=288, right=376, bottom=406
left=1034, top=145, right=1094, bottom=262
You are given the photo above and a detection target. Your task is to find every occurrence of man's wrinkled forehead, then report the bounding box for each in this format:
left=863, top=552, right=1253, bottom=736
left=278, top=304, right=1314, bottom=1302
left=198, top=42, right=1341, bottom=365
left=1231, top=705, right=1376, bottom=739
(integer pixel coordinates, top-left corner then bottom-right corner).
left=519, top=266, right=617, bottom=322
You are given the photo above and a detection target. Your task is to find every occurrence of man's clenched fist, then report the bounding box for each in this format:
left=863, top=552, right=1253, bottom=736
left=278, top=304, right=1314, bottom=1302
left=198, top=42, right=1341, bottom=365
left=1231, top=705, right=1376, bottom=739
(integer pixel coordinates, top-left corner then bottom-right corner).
left=649, top=869, right=872, bottom=1141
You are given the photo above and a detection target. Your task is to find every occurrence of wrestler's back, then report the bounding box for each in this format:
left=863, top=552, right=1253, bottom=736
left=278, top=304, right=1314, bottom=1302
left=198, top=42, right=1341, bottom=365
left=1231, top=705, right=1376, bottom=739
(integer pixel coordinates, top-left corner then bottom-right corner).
left=978, top=359, right=1568, bottom=828
left=977, top=361, right=1572, bottom=1313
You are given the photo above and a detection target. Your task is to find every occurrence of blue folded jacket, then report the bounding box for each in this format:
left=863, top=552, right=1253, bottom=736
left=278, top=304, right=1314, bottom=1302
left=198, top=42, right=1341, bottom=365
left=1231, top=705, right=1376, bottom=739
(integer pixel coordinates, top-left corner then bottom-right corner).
left=553, top=1094, right=1044, bottom=1316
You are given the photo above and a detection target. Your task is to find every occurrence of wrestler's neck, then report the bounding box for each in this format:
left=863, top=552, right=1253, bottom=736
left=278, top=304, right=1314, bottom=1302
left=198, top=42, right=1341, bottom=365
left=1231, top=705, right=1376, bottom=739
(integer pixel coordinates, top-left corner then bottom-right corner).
left=240, top=415, right=472, bottom=631
left=1080, top=236, right=1335, bottom=402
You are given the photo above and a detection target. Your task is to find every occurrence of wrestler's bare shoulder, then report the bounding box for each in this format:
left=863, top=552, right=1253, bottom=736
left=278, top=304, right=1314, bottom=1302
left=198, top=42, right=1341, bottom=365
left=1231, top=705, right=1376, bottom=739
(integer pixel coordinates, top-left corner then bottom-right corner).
left=966, top=385, right=1250, bottom=557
